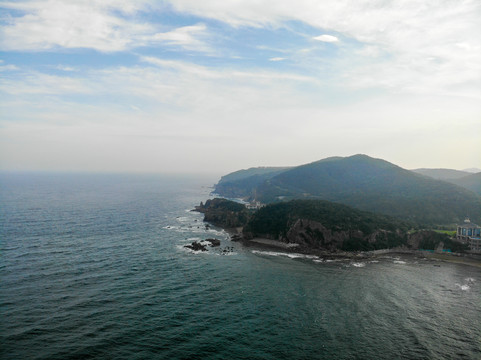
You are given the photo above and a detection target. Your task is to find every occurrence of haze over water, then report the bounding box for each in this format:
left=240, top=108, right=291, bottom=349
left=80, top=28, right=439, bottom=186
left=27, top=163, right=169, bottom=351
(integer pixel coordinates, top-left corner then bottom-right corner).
left=1, top=173, right=480, bottom=359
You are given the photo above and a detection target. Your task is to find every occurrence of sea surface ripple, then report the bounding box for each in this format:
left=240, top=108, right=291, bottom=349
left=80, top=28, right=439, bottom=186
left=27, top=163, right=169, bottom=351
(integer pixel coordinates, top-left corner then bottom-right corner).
left=1, top=173, right=480, bottom=359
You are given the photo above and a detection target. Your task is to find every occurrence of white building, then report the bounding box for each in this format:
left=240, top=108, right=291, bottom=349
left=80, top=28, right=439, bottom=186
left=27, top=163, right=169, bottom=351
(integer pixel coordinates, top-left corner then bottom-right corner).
left=456, top=218, right=481, bottom=252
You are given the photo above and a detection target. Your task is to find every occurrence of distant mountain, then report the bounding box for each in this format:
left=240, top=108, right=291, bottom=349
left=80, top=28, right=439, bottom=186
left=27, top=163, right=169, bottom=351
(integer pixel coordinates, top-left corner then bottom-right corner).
left=214, top=166, right=290, bottom=198
left=412, top=168, right=471, bottom=181
left=463, top=168, right=481, bottom=173
left=447, top=172, right=481, bottom=196
left=215, top=155, right=481, bottom=226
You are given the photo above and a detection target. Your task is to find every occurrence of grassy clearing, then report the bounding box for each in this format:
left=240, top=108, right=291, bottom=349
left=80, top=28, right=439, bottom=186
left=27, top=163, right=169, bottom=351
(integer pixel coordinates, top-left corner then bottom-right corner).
left=433, top=230, right=456, bottom=236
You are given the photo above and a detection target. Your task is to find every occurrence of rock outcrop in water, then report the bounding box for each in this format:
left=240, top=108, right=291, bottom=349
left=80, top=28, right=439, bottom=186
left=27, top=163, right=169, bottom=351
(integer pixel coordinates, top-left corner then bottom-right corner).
left=184, top=238, right=222, bottom=252
left=184, top=241, right=208, bottom=252
left=194, top=198, right=251, bottom=229
left=205, top=238, right=221, bottom=247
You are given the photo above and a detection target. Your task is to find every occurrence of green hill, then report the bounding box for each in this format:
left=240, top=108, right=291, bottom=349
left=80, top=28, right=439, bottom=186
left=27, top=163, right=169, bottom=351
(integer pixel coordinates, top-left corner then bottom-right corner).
left=243, top=199, right=411, bottom=251
left=214, top=166, right=290, bottom=198
left=195, top=198, right=468, bottom=253
left=412, top=168, right=471, bottom=180
left=216, top=155, right=481, bottom=226
left=447, top=172, right=481, bottom=196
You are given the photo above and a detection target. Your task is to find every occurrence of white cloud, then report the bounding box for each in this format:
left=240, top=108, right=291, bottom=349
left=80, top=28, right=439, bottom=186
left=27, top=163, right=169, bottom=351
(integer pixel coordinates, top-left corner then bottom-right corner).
left=0, top=0, right=210, bottom=52
left=0, top=64, right=18, bottom=71
left=313, top=34, right=338, bottom=43
left=2, top=56, right=480, bottom=172
left=0, top=71, right=92, bottom=95
left=1, top=1, right=480, bottom=172
left=149, top=24, right=211, bottom=52
left=56, top=65, right=78, bottom=72
left=167, top=0, right=481, bottom=98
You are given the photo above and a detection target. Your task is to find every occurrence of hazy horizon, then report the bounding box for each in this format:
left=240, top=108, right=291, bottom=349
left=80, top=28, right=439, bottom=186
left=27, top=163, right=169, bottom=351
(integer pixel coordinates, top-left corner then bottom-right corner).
left=0, top=153, right=480, bottom=177
left=1, top=1, right=480, bottom=173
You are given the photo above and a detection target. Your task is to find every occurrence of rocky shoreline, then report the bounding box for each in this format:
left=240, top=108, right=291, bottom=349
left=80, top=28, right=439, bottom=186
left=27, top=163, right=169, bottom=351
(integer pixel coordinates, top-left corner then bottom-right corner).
left=232, top=233, right=481, bottom=266
left=193, top=198, right=479, bottom=266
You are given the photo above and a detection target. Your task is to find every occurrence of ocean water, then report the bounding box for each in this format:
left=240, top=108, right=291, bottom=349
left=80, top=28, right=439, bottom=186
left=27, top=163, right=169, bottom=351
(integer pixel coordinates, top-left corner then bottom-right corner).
left=1, top=173, right=480, bottom=360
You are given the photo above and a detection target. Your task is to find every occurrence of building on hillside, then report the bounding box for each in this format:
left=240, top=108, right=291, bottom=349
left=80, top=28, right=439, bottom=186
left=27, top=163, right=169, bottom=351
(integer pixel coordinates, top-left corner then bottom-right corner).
left=246, top=200, right=263, bottom=210
left=456, top=218, right=481, bottom=252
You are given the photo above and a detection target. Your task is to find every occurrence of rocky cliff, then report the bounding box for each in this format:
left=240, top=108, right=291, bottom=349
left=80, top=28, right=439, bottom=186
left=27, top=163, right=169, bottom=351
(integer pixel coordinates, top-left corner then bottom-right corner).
left=194, top=198, right=251, bottom=229
left=195, top=198, right=468, bottom=253
left=245, top=217, right=407, bottom=252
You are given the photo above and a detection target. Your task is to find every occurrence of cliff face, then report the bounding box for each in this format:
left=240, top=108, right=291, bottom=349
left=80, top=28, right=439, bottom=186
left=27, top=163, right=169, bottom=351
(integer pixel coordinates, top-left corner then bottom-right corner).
left=195, top=198, right=468, bottom=253
left=285, top=219, right=362, bottom=251
left=247, top=218, right=407, bottom=252
left=407, top=230, right=468, bottom=252
left=194, top=198, right=250, bottom=229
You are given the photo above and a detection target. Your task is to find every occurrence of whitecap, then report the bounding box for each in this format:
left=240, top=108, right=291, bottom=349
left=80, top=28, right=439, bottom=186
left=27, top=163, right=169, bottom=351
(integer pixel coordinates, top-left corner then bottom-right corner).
left=185, top=237, right=201, bottom=241
left=465, top=277, right=475, bottom=284
left=251, top=250, right=318, bottom=260
left=393, top=260, right=406, bottom=264
left=220, top=251, right=237, bottom=256
left=352, top=262, right=366, bottom=268
left=251, top=250, right=289, bottom=257
left=455, top=283, right=470, bottom=291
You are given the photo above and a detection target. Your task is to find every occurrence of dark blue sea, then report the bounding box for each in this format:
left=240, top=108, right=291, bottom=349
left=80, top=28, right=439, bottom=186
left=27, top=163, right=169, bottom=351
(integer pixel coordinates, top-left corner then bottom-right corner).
left=1, top=173, right=480, bottom=359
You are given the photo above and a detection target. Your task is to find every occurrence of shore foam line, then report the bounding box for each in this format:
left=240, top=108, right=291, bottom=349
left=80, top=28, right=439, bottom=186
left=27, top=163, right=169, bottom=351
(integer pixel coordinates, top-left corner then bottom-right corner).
left=249, top=238, right=299, bottom=249
left=251, top=250, right=318, bottom=260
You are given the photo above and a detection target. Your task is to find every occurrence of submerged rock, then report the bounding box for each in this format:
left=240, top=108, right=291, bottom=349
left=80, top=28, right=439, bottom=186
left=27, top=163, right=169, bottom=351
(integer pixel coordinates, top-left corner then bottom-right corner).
left=206, top=238, right=221, bottom=247
left=184, top=241, right=208, bottom=252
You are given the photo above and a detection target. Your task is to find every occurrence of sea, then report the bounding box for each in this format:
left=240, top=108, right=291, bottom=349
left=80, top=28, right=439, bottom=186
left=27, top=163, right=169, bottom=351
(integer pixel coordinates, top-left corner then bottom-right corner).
left=1, top=173, right=480, bottom=360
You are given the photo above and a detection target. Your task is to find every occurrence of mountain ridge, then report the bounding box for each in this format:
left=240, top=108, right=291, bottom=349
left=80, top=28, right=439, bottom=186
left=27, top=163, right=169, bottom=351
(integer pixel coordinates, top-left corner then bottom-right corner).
left=214, top=155, right=481, bottom=225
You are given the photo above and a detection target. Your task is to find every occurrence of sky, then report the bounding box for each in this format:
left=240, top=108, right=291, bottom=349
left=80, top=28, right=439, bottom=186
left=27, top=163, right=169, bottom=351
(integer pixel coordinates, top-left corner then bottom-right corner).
left=0, top=0, right=480, bottom=174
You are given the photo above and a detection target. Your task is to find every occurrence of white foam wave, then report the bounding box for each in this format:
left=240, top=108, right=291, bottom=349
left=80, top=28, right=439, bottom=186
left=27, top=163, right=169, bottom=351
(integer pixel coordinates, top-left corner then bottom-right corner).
left=352, top=262, right=366, bottom=268
left=251, top=250, right=318, bottom=260
left=393, top=260, right=406, bottom=264
left=218, top=251, right=237, bottom=256
left=465, top=277, right=475, bottom=284
left=164, top=223, right=226, bottom=236
left=163, top=225, right=178, bottom=230
left=455, top=283, right=470, bottom=291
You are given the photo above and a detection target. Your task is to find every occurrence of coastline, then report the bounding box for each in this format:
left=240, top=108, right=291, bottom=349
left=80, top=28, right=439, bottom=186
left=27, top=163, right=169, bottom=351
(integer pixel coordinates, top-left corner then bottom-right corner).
left=236, top=236, right=481, bottom=267
left=193, top=202, right=481, bottom=267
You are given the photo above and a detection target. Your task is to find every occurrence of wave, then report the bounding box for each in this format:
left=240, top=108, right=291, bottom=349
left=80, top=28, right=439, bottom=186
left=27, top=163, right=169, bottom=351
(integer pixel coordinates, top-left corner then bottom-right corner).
left=251, top=250, right=318, bottom=260
left=455, top=283, right=470, bottom=291
left=351, top=262, right=366, bottom=268
left=163, top=224, right=226, bottom=237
